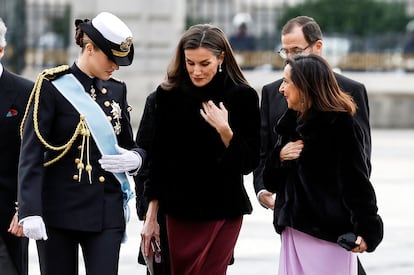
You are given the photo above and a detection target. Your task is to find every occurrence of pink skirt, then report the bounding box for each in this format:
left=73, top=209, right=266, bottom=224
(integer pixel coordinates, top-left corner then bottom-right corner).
left=278, top=227, right=357, bottom=275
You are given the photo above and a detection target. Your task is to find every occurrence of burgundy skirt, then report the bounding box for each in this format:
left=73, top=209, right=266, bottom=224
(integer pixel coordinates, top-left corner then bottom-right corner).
left=166, top=215, right=243, bottom=275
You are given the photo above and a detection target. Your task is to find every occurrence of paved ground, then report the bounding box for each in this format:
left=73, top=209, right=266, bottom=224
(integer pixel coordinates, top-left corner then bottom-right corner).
left=27, top=128, right=414, bottom=274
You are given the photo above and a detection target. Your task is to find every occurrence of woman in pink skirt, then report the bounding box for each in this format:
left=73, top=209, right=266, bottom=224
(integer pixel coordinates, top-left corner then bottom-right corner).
left=264, top=54, right=383, bottom=275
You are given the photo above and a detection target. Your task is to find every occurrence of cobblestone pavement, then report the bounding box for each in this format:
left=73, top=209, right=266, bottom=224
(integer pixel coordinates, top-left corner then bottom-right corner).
left=28, top=129, right=414, bottom=274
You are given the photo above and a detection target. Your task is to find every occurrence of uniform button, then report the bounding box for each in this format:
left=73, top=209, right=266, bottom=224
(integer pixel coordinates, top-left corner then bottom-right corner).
left=101, top=88, right=107, bottom=94
left=127, top=106, right=133, bottom=112
left=99, top=176, right=105, bottom=183
left=104, top=101, right=111, bottom=107
left=75, top=158, right=80, bottom=164
left=107, top=116, right=112, bottom=121
left=73, top=175, right=79, bottom=181
left=77, top=145, right=82, bottom=150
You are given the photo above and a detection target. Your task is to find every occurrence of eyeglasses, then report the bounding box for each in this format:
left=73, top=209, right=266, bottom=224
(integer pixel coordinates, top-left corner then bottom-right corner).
left=277, top=44, right=313, bottom=59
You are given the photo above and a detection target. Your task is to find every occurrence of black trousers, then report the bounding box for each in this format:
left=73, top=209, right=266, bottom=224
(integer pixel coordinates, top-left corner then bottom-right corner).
left=37, top=227, right=123, bottom=275
left=0, top=233, right=28, bottom=275
left=357, top=257, right=367, bottom=275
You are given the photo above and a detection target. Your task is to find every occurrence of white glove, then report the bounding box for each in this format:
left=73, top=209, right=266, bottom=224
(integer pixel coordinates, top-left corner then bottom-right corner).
left=21, top=216, right=48, bottom=240
left=99, top=145, right=142, bottom=173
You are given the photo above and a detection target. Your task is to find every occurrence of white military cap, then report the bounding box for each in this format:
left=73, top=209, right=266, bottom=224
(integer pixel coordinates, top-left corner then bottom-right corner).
left=76, top=12, right=134, bottom=66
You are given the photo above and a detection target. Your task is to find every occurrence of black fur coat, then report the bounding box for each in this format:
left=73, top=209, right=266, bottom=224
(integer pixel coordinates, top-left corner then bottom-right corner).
left=145, top=73, right=260, bottom=221
left=264, top=108, right=383, bottom=252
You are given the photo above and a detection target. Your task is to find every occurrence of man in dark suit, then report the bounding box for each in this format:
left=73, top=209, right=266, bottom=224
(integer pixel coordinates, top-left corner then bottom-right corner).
left=0, top=17, right=32, bottom=275
left=253, top=16, right=370, bottom=274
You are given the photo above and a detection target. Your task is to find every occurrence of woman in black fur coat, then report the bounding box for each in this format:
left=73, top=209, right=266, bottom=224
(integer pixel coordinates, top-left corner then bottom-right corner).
left=264, top=54, right=383, bottom=275
left=140, top=24, right=260, bottom=275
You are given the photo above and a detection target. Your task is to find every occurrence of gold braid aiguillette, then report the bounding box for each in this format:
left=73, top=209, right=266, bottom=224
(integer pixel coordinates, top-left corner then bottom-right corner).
left=20, top=65, right=93, bottom=183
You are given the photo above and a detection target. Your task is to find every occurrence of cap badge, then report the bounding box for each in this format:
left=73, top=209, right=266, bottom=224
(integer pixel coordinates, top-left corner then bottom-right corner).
left=120, top=37, right=133, bottom=52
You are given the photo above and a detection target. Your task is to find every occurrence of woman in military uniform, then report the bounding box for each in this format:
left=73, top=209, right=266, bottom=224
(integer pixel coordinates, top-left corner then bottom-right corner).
left=18, top=12, right=145, bottom=275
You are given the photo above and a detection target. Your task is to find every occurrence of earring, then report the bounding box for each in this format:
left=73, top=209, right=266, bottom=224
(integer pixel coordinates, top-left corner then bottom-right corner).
left=218, top=64, right=222, bottom=73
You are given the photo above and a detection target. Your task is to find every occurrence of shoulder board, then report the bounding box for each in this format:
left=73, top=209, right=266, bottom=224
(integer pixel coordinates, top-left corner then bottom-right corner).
left=109, top=76, right=123, bottom=83
left=39, top=65, right=70, bottom=81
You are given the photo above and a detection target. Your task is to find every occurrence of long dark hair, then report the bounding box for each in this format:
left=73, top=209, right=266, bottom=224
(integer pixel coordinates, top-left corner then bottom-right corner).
left=286, top=54, right=356, bottom=118
left=161, top=23, right=248, bottom=90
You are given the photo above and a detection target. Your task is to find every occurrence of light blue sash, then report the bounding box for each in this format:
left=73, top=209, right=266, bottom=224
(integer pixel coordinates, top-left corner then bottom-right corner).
left=52, top=74, right=134, bottom=240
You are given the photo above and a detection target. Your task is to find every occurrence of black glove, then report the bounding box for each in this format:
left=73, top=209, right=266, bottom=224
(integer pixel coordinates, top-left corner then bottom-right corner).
left=337, top=232, right=357, bottom=251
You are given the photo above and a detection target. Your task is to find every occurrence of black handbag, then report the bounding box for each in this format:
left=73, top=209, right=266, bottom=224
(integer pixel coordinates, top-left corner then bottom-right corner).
left=139, top=237, right=166, bottom=275
left=337, top=233, right=367, bottom=275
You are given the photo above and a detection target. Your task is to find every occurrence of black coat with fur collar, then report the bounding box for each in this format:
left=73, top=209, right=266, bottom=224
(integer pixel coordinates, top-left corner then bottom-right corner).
left=145, top=73, right=260, bottom=220
left=264, top=108, right=383, bottom=252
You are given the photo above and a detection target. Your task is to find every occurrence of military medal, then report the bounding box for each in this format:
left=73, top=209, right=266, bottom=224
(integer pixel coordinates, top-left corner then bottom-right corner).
left=110, top=100, right=122, bottom=135
left=90, top=85, right=97, bottom=100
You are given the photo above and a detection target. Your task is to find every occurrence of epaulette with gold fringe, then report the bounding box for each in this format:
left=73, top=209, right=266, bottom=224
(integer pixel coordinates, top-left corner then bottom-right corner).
left=40, top=64, right=71, bottom=81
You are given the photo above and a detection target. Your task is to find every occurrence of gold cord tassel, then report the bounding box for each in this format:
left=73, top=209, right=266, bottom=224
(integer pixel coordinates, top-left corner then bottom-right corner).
left=85, top=124, right=93, bottom=184
left=77, top=115, right=92, bottom=184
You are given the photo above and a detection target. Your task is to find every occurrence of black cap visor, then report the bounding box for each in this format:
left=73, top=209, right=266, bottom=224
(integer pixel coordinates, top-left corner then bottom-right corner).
left=79, top=21, right=133, bottom=66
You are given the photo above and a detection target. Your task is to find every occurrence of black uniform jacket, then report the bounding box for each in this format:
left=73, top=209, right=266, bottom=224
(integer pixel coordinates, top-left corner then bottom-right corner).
left=0, top=68, right=32, bottom=275
left=254, top=73, right=371, bottom=195
left=145, top=73, right=260, bottom=220
left=18, top=64, right=144, bottom=232
left=264, top=108, right=383, bottom=252
left=0, top=68, right=32, bottom=228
